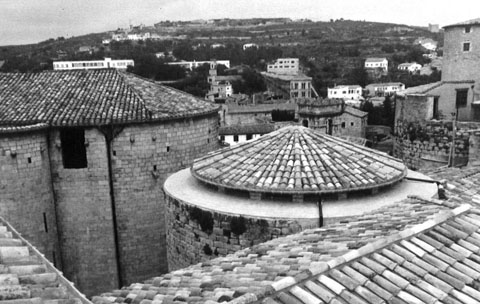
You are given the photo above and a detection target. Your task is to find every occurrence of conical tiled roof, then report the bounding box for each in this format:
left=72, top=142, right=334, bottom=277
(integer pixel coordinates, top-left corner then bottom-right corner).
left=191, top=126, right=407, bottom=195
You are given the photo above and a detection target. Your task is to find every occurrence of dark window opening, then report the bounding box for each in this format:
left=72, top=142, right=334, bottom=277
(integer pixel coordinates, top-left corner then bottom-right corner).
left=153, top=165, right=157, bottom=171
left=220, top=135, right=225, bottom=141
left=167, top=146, right=170, bottom=152
left=43, top=212, right=48, bottom=233
left=302, top=119, right=309, bottom=128
left=465, top=26, right=471, bottom=33
left=246, top=134, right=253, bottom=140
left=341, top=122, right=346, bottom=128
left=233, top=135, right=239, bottom=142
left=351, top=122, right=354, bottom=127
left=113, top=150, right=117, bottom=156
left=433, top=97, right=439, bottom=119
left=60, top=129, right=87, bottom=169
left=27, top=157, right=32, bottom=164
left=456, top=89, right=469, bottom=108
left=463, top=42, right=471, bottom=52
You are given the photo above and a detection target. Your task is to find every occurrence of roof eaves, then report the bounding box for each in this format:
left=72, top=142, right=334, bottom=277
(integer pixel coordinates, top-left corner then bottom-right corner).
left=230, top=203, right=473, bottom=304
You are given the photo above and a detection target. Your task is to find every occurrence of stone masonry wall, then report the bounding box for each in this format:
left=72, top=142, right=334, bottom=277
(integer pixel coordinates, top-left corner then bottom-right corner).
left=111, top=114, right=220, bottom=285
left=49, top=128, right=118, bottom=297
left=165, top=196, right=318, bottom=271
left=393, top=120, right=477, bottom=170
left=302, top=113, right=365, bottom=138
left=0, top=130, right=60, bottom=267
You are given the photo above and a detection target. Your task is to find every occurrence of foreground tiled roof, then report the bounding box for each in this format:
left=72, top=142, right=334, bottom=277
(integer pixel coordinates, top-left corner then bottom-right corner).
left=92, top=197, right=458, bottom=304
left=0, top=216, right=90, bottom=304
left=191, top=126, right=407, bottom=195
left=245, top=204, right=480, bottom=304
left=0, top=70, right=219, bottom=127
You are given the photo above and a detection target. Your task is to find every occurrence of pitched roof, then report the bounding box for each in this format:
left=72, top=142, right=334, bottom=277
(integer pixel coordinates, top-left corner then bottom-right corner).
left=92, top=197, right=459, bottom=304
left=398, top=81, right=475, bottom=96
left=344, top=106, right=368, bottom=118
left=245, top=204, right=480, bottom=304
left=330, top=85, right=362, bottom=90
left=219, top=123, right=275, bottom=135
left=365, top=58, right=387, bottom=63
left=262, top=72, right=312, bottom=81
left=398, top=81, right=444, bottom=95
left=0, top=70, right=219, bottom=127
left=0, top=216, right=91, bottom=304
left=191, top=126, right=407, bottom=195
left=366, top=82, right=404, bottom=88
left=444, top=18, right=480, bottom=29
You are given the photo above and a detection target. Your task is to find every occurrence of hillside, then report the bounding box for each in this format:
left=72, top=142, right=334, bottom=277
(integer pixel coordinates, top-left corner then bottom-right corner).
left=0, top=18, right=442, bottom=96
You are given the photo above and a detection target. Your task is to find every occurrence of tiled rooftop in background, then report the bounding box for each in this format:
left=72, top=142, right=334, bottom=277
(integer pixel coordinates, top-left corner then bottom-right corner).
left=192, top=126, right=407, bottom=195
left=0, top=70, right=219, bottom=127
left=0, top=216, right=90, bottom=304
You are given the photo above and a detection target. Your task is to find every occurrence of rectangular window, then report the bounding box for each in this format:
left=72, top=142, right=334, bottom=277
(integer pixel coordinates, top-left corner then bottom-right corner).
left=60, top=129, right=87, bottom=169
left=246, top=134, right=253, bottom=140
left=456, top=89, right=468, bottom=108
left=233, top=135, right=239, bottom=142
left=463, top=42, right=471, bottom=52
left=465, top=26, right=471, bottom=33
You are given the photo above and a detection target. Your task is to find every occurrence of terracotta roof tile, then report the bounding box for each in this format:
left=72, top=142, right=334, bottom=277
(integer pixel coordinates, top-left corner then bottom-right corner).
left=192, top=126, right=407, bottom=195
left=0, top=70, right=218, bottom=127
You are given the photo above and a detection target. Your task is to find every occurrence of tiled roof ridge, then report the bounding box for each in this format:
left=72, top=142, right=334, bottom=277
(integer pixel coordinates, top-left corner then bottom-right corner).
left=0, top=216, right=92, bottom=304
left=228, top=204, right=472, bottom=304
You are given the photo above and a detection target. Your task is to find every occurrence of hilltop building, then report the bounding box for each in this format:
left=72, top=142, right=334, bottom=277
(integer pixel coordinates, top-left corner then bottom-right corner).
left=398, top=62, right=422, bottom=73
left=263, top=72, right=318, bottom=99
left=327, top=85, right=363, bottom=100
left=297, top=98, right=368, bottom=138
left=267, top=58, right=300, bottom=75
left=365, top=82, right=405, bottom=97
left=364, top=57, right=388, bottom=73
left=429, top=23, right=440, bottom=33
left=167, top=60, right=230, bottom=70
left=0, top=69, right=220, bottom=296
left=53, top=58, right=134, bottom=70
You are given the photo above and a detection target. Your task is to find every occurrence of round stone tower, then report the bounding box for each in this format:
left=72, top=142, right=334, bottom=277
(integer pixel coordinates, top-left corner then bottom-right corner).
left=164, top=126, right=437, bottom=270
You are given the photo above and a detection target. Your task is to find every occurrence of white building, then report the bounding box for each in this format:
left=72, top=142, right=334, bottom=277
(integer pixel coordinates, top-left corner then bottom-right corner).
left=242, top=43, right=259, bottom=50
left=327, top=85, right=363, bottom=100
left=365, top=58, right=388, bottom=72
left=53, top=58, right=134, bottom=70
left=398, top=62, right=422, bottom=73
left=167, top=60, right=230, bottom=70
left=267, top=58, right=300, bottom=75
left=365, top=82, right=405, bottom=97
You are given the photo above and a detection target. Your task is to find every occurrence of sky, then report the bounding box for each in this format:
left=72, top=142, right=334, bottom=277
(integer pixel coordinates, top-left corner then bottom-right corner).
left=1, top=0, right=479, bottom=46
